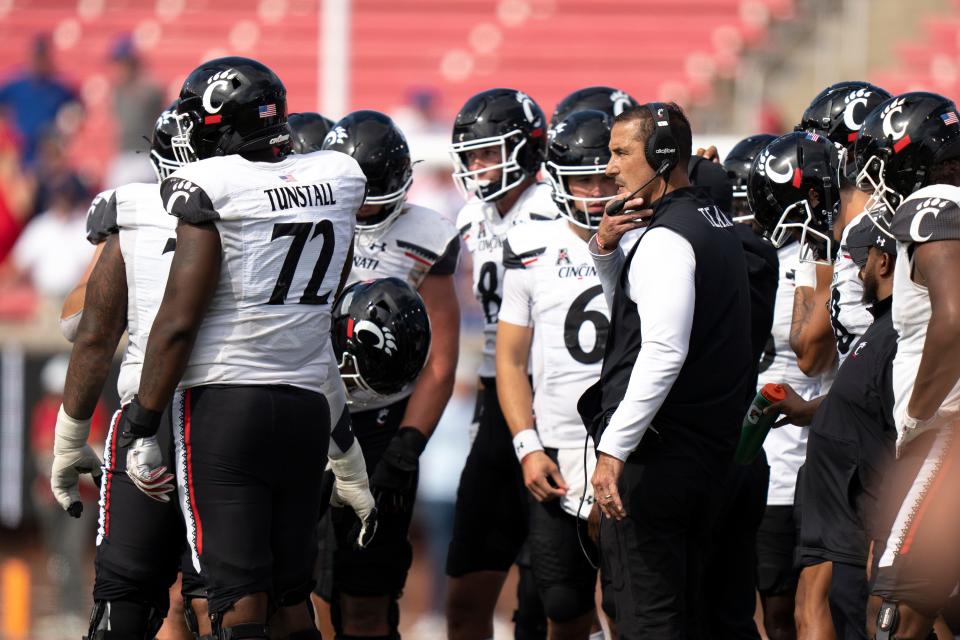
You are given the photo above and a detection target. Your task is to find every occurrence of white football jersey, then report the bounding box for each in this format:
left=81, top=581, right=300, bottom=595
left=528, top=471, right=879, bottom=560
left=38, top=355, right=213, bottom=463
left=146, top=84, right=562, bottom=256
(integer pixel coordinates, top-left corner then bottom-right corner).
left=349, top=203, right=459, bottom=288
left=758, top=240, right=821, bottom=505
left=346, top=202, right=459, bottom=411
left=162, top=151, right=365, bottom=394
left=890, top=185, right=960, bottom=435
left=457, top=181, right=559, bottom=378
left=831, top=211, right=874, bottom=365
left=114, top=182, right=178, bottom=405
left=499, top=218, right=607, bottom=450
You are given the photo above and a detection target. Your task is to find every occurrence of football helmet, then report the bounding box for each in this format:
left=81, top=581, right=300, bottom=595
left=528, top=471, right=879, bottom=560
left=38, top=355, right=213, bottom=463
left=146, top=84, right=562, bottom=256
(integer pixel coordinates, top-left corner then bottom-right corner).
left=797, top=81, right=891, bottom=149
left=322, top=110, right=413, bottom=231
left=543, top=109, right=614, bottom=228
left=149, top=102, right=183, bottom=182
left=288, top=112, right=335, bottom=154
left=170, top=56, right=289, bottom=164
left=331, top=277, right=432, bottom=407
left=854, top=91, right=960, bottom=225
left=549, top=86, right=639, bottom=129
left=747, top=131, right=842, bottom=262
left=723, top=134, right=777, bottom=220
left=449, top=88, right=547, bottom=202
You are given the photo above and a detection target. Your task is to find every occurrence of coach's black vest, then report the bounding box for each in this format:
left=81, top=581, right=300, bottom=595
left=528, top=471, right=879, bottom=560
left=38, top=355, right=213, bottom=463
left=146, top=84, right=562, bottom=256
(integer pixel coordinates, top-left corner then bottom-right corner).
left=581, top=187, right=753, bottom=461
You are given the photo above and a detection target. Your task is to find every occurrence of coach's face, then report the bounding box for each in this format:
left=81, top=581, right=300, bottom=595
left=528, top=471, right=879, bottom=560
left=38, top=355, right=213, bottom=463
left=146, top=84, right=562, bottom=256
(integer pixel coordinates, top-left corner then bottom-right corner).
left=607, top=119, right=658, bottom=203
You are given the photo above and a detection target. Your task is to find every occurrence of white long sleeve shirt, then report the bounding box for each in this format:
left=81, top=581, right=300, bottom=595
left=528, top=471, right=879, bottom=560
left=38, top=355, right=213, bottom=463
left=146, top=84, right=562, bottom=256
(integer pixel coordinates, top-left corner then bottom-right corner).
left=588, top=227, right=697, bottom=461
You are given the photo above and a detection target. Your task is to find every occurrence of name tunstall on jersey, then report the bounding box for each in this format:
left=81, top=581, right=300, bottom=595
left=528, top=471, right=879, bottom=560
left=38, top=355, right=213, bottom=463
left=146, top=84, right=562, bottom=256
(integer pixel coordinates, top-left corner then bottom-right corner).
left=349, top=203, right=459, bottom=289
left=161, top=149, right=366, bottom=393
left=500, top=217, right=608, bottom=518
left=346, top=202, right=459, bottom=411
left=457, top=181, right=559, bottom=378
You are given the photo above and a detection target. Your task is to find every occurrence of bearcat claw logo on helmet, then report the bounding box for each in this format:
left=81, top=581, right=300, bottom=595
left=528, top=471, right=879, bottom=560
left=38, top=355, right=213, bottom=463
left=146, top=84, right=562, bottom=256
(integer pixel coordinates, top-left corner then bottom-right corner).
left=610, top=90, right=633, bottom=116
left=164, top=180, right=199, bottom=213
left=202, top=69, right=239, bottom=114
left=352, top=320, right=397, bottom=356
left=515, top=92, right=541, bottom=126
left=881, top=97, right=909, bottom=141
left=324, top=125, right=349, bottom=146
left=757, top=148, right=795, bottom=184
left=843, top=88, right=874, bottom=132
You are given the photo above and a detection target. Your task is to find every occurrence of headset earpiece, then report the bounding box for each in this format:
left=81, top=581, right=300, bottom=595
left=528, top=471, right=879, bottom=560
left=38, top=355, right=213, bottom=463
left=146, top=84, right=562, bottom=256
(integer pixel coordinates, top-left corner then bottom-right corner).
left=644, top=102, right=679, bottom=174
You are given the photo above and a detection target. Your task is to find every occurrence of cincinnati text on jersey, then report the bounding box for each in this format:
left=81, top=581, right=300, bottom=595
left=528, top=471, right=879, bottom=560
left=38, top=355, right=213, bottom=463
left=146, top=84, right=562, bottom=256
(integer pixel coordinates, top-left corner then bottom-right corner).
left=557, top=263, right=598, bottom=279
left=264, top=182, right=338, bottom=211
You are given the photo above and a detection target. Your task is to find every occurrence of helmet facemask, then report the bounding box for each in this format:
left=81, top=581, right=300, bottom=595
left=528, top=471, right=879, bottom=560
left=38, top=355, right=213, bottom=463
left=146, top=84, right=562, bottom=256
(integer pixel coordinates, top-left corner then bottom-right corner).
left=768, top=198, right=835, bottom=264
left=150, top=150, right=182, bottom=182
left=856, top=154, right=902, bottom=227
left=356, top=172, right=413, bottom=233
left=171, top=112, right=200, bottom=165
left=450, top=131, right=528, bottom=202
left=544, top=161, right=613, bottom=229
left=338, top=350, right=409, bottom=407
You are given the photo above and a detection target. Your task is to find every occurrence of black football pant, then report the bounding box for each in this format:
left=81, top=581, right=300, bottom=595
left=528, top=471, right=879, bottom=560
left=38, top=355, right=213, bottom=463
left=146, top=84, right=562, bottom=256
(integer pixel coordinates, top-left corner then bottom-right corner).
left=173, top=385, right=330, bottom=616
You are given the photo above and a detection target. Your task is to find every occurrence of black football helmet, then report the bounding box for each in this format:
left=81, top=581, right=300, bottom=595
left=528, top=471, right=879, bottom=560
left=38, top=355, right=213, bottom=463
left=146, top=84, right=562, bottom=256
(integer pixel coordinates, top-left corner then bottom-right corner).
left=724, top=134, right=777, bottom=219
left=747, top=131, right=842, bottom=262
left=331, top=277, right=431, bottom=407
left=543, top=110, right=614, bottom=228
left=171, top=56, right=289, bottom=164
left=797, top=81, right=891, bottom=149
left=549, top=86, right=639, bottom=129
left=322, top=110, right=413, bottom=231
left=288, top=112, right=335, bottom=154
left=149, top=102, right=183, bottom=182
left=854, top=91, right=960, bottom=224
left=449, top=88, right=547, bottom=202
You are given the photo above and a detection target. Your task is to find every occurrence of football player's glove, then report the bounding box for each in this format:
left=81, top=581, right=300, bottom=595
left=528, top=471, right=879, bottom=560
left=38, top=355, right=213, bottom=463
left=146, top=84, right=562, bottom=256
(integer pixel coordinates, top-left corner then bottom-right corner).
left=370, top=426, right=427, bottom=514
left=329, top=440, right=378, bottom=548
left=118, top=398, right=175, bottom=502
left=51, top=406, right=103, bottom=517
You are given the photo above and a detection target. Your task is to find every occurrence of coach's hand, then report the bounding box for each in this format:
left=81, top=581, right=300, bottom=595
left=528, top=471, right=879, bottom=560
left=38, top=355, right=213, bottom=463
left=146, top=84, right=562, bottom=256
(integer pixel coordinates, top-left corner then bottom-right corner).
left=595, top=198, right=652, bottom=254
left=51, top=406, right=103, bottom=518
left=371, top=426, right=427, bottom=514
left=592, top=453, right=626, bottom=520
left=125, top=436, right=175, bottom=502
left=696, top=145, right=721, bottom=163
left=521, top=450, right=567, bottom=502
left=329, top=442, right=379, bottom=549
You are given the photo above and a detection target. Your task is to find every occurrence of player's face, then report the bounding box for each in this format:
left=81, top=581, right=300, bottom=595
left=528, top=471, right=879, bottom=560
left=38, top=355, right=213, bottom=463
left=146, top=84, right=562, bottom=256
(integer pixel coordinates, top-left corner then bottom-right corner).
left=607, top=120, right=657, bottom=202
left=859, top=248, right=880, bottom=304
left=465, top=146, right=504, bottom=184
left=567, top=174, right=618, bottom=215
left=358, top=203, right=385, bottom=220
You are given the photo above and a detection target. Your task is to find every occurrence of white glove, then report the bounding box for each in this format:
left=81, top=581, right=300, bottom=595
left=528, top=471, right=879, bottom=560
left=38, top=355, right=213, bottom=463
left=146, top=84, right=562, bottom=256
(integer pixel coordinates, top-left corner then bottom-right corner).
left=51, top=405, right=103, bottom=517
left=329, top=440, right=378, bottom=548
left=125, top=435, right=175, bottom=502
left=794, top=258, right=818, bottom=289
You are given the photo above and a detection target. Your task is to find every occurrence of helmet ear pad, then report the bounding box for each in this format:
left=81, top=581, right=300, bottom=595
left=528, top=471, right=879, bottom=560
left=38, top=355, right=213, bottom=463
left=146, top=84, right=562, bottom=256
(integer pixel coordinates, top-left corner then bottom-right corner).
left=643, top=102, right=679, bottom=174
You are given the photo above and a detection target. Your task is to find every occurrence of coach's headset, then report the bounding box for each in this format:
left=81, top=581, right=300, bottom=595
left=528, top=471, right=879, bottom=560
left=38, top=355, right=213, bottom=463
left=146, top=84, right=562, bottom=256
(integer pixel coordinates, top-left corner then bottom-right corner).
left=605, top=102, right=681, bottom=215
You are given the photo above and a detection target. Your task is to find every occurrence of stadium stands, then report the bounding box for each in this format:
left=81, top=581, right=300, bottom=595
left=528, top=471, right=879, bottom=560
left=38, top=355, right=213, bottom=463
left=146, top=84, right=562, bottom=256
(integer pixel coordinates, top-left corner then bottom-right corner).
left=0, top=0, right=793, bottom=182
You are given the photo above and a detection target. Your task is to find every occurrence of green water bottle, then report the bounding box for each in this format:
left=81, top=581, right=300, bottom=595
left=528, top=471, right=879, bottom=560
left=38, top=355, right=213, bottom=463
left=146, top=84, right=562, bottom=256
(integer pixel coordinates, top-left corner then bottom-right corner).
left=735, top=383, right=787, bottom=465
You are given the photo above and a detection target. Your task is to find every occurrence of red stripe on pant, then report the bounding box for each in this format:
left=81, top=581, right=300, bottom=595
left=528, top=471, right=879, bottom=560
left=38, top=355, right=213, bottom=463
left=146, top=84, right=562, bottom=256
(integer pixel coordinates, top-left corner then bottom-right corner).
left=185, top=389, right=204, bottom=556
left=104, top=411, right=122, bottom=538
left=900, top=433, right=957, bottom=556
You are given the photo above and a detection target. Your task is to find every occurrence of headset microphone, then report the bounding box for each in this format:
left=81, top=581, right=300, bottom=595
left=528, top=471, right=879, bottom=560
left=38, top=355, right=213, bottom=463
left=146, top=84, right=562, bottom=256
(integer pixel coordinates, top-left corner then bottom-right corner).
left=605, top=161, right=671, bottom=216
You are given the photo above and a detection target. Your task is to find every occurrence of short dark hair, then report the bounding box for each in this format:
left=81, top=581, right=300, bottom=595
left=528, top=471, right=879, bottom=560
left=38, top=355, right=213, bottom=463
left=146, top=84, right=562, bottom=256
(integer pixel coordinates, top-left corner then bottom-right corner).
left=930, top=158, right=960, bottom=187
left=613, top=102, right=692, bottom=170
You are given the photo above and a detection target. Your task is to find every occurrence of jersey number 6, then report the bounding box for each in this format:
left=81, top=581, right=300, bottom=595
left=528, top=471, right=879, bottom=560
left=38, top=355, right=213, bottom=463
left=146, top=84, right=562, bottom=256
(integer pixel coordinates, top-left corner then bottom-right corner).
left=268, top=220, right=336, bottom=305
left=564, top=285, right=609, bottom=365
